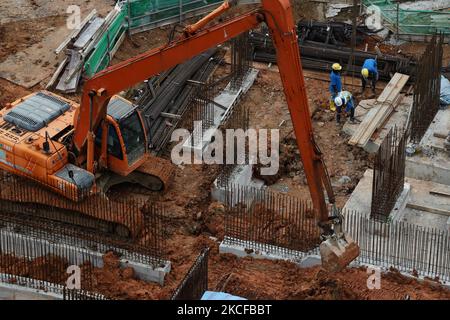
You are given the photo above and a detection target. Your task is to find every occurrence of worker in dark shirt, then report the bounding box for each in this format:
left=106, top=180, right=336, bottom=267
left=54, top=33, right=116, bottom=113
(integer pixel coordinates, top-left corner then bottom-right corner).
left=361, top=58, right=378, bottom=96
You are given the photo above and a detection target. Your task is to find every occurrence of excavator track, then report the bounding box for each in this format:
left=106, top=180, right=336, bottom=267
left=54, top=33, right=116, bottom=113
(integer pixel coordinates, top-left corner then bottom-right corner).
left=0, top=177, right=144, bottom=239
left=97, top=154, right=175, bottom=193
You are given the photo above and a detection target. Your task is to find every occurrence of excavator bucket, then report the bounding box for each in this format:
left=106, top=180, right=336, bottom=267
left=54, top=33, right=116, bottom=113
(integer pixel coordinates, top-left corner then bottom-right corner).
left=319, top=233, right=360, bottom=272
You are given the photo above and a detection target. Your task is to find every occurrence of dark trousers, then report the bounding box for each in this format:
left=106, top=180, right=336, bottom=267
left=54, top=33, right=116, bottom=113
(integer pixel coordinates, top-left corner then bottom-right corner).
left=361, top=73, right=378, bottom=93
left=336, top=105, right=355, bottom=123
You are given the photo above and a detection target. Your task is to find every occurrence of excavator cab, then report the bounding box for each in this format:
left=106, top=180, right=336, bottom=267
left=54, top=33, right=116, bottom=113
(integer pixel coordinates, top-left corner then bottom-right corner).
left=94, top=95, right=173, bottom=193
left=95, top=96, right=148, bottom=177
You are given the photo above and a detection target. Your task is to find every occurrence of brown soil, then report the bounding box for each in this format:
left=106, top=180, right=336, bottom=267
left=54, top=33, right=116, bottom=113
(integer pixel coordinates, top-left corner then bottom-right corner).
left=3, top=248, right=449, bottom=300
left=1, top=2, right=449, bottom=300
left=0, top=15, right=66, bottom=63
left=0, top=78, right=32, bottom=107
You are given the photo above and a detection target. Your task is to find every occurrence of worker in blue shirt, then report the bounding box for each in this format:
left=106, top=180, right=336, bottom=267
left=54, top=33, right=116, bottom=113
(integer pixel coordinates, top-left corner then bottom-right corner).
left=334, top=91, right=356, bottom=124
left=329, top=63, right=342, bottom=111
left=361, top=58, right=378, bottom=96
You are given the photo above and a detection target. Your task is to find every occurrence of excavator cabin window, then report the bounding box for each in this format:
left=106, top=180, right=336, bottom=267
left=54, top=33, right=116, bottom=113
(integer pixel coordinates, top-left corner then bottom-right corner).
left=119, top=112, right=146, bottom=166
left=95, top=124, right=123, bottom=160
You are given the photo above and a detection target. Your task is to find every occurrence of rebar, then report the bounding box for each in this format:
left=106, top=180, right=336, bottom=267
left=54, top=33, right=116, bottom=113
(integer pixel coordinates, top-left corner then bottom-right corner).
left=0, top=170, right=166, bottom=266
left=371, top=127, right=408, bottom=222
left=409, top=33, right=444, bottom=143
left=171, top=247, right=209, bottom=300
left=223, top=184, right=321, bottom=256
left=223, top=185, right=450, bottom=282
left=231, top=32, right=251, bottom=91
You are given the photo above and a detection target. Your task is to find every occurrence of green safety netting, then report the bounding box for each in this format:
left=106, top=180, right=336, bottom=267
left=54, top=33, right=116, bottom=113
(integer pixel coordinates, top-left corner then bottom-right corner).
left=84, top=0, right=224, bottom=77
left=126, top=0, right=224, bottom=29
left=363, top=0, right=449, bottom=36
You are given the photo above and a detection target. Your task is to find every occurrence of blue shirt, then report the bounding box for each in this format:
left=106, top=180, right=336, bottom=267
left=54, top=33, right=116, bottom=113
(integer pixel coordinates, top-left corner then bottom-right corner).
left=329, top=71, right=342, bottom=95
left=362, top=59, right=378, bottom=76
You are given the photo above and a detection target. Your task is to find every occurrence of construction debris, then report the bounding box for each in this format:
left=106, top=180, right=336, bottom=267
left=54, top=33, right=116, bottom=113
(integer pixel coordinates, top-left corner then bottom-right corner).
left=47, top=6, right=124, bottom=93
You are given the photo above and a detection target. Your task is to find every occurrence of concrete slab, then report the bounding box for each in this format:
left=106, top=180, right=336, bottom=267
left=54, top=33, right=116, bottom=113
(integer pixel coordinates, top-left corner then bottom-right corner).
left=406, top=152, right=450, bottom=186
left=344, top=169, right=450, bottom=231
left=405, top=107, right=450, bottom=186
left=0, top=281, right=62, bottom=300
left=343, top=95, right=411, bottom=153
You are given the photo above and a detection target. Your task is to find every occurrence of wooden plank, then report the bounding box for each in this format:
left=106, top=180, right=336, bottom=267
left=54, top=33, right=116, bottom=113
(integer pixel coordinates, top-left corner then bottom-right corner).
left=357, top=94, right=405, bottom=147
left=406, top=203, right=450, bottom=217
left=430, top=189, right=450, bottom=198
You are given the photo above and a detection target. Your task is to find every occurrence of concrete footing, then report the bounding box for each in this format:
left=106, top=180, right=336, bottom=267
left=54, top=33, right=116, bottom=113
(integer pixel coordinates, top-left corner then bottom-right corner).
left=219, top=237, right=320, bottom=267
left=211, top=164, right=264, bottom=204
left=0, top=281, right=62, bottom=300
left=0, top=231, right=171, bottom=285
left=344, top=169, right=450, bottom=231
left=405, top=107, right=450, bottom=186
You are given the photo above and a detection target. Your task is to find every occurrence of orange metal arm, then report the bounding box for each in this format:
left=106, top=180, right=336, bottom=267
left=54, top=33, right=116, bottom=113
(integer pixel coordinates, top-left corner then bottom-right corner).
left=74, top=0, right=333, bottom=223
left=184, top=0, right=237, bottom=35
left=73, top=10, right=262, bottom=161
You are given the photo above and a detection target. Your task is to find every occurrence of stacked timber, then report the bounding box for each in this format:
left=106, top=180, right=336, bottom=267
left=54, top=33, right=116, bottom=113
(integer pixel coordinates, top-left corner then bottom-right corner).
left=349, top=73, right=410, bottom=147
left=47, top=7, right=124, bottom=93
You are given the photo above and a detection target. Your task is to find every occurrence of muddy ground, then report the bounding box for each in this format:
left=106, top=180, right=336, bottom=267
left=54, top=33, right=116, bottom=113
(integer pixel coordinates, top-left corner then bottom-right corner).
left=1, top=2, right=450, bottom=300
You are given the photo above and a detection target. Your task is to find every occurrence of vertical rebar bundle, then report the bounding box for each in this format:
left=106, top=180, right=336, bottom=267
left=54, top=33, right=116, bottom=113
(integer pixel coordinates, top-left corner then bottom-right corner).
left=171, top=248, right=209, bottom=300
left=216, top=102, right=250, bottom=187
left=410, top=33, right=444, bottom=143
left=231, top=32, right=251, bottom=91
left=371, top=127, right=408, bottom=221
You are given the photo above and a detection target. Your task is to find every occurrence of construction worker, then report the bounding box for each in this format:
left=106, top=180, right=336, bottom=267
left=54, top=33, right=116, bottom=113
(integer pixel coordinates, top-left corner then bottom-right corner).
left=361, top=58, right=378, bottom=96
left=334, top=90, right=356, bottom=124
left=329, top=63, right=342, bottom=111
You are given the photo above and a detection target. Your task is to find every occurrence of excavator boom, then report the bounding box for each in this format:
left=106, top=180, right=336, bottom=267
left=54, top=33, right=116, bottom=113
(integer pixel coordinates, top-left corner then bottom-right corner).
left=72, top=0, right=359, bottom=270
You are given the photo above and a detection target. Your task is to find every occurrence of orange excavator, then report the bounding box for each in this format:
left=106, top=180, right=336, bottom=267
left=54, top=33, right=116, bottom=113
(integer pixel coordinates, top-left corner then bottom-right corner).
left=0, top=0, right=359, bottom=270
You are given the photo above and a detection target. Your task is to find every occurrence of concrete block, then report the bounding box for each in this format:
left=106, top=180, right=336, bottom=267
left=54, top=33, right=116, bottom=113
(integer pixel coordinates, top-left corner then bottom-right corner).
left=406, top=153, right=450, bottom=186
left=219, top=237, right=314, bottom=265
left=388, top=183, right=411, bottom=222
left=0, top=283, right=62, bottom=300
left=211, top=164, right=264, bottom=205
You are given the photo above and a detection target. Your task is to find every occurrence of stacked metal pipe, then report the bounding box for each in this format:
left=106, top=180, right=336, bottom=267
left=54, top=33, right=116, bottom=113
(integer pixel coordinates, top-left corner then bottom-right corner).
left=249, top=30, right=416, bottom=81
left=136, top=48, right=219, bottom=154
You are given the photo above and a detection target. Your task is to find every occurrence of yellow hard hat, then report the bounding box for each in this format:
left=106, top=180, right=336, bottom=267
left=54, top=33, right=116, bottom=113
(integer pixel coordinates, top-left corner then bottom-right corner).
left=332, top=63, right=342, bottom=71
left=361, top=68, right=369, bottom=78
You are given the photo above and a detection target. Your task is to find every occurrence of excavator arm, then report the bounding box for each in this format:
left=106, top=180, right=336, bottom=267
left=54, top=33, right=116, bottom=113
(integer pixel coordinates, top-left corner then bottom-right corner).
left=73, top=0, right=359, bottom=271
